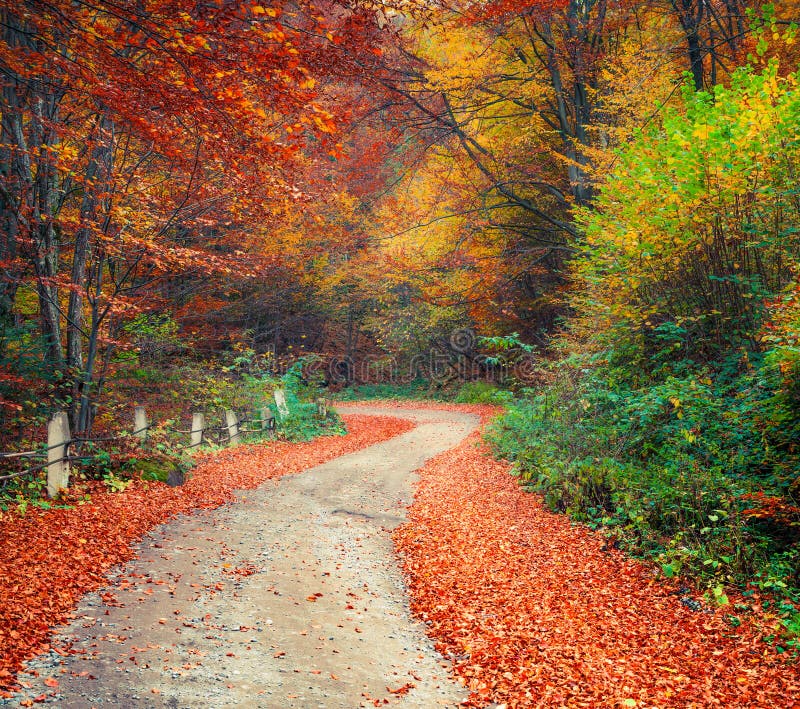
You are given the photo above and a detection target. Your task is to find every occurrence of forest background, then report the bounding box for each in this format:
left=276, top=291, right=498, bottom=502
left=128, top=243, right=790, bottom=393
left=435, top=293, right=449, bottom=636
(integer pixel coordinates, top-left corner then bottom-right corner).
left=1, top=0, right=800, bottom=646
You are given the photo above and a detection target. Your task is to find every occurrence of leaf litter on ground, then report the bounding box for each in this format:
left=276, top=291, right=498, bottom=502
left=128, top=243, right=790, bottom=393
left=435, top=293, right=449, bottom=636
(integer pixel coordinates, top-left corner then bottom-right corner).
left=392, top=406, right=800, bottom=708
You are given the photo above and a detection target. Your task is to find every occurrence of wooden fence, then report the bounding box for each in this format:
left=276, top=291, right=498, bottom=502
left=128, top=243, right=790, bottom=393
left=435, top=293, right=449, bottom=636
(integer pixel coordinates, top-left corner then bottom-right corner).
left=0, top=390, right=330, bottom=499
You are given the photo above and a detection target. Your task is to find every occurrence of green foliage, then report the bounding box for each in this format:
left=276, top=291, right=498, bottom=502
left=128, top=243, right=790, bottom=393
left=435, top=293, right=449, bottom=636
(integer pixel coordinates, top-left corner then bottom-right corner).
left=486, top=57, right=799, bottom=633
left=477, top=333, right=535, bottom=370
left=757, top=346, right=800, bottom=470
left=0, top=320, right=71, bottom=432
left=270, top=358, right=346, bottom=442
left=334, top=378, right=438, bottom=401
left=486, top=357, right=800, bottom=609
left=123, top=314, right=183, bottom=363
left=454, top=381, right=513, bottom=404
left=577, top=60, right=800, bottom=365
left=335, top=376, right=516, bottom=403
left=7, top=494, right=72, bottom=516
left=102, top=472, right=131, bottom=493
left=123, top=456, right=179, bottom=483
left=0, top=471, right=50, bottom=511
left=275, top=404, right=346, bottom=442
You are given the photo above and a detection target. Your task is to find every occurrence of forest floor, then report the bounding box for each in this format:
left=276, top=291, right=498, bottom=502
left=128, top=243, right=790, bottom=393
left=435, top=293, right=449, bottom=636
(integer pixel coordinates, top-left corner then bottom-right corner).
left=2, top=403, right=799, bottom=708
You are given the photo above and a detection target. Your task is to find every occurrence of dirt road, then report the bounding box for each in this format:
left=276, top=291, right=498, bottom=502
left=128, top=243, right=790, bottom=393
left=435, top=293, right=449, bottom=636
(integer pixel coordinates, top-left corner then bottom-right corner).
left=10, top=406, right=479, bottom=708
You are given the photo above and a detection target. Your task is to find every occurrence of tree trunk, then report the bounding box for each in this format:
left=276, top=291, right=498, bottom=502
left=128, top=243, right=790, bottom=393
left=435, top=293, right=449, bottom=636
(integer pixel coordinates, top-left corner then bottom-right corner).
left=76, top=250, right=105, bottom=434
left=1, top=10, right=66, bottom=365
left=0, top=137, right=20, bottom=334
left=673, top=0, right=706, bottom=91
left=31, top=91, right=64, bottom=365
left=67, top=114, right=114, bottom=372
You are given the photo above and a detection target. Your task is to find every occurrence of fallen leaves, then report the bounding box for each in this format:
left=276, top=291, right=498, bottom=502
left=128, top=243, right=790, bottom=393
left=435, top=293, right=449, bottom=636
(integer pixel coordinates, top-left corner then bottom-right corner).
left=340, top=400, right=503, bottom=420
left=394, top=426, right=800, bottom=708
left=387, top=681, right=415, bottom=695
left=0, top=413, right=414, bottom=693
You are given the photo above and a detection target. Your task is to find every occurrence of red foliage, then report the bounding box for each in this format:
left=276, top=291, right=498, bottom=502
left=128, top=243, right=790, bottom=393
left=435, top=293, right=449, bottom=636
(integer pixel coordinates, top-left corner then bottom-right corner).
left=741, top=491, right=800, bottom=527
left=394, top=431, right=800, bottom=707
left=464, top=0, right=570, bottom=24
left=0, top=414, right=414, bottom=694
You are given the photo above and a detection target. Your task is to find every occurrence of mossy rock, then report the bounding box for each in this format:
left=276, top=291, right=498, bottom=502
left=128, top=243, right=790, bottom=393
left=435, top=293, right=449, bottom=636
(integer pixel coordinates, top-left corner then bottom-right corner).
left=128, top=457, right=188, bottom=487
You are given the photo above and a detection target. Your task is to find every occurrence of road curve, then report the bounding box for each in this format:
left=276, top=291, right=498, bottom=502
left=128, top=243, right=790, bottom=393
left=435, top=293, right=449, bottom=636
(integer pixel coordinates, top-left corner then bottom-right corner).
left=10, top=405, right=479, bottom=709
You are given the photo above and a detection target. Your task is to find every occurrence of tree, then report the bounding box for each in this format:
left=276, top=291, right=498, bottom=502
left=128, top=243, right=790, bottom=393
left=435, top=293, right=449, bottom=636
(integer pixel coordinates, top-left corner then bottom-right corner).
left=0, top=0, right=387, bottom=429
left=576, top=55, right=800, bottom=362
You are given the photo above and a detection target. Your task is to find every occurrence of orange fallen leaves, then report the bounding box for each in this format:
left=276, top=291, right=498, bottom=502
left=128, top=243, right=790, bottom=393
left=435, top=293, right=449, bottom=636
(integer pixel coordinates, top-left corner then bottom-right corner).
left=340, top=399, right=502, bottom=421
left=394, top=429, right=800, bottom=708
left=0, top=414, right=414, bottom=693
left=387, top=681, right=415, bottom=695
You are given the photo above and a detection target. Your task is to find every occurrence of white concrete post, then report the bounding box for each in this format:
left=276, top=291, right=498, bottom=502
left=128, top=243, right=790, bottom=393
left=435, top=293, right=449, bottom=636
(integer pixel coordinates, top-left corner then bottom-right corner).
left=47, top=412, right=71, bottom=499
left=225, top=409, right=240, bottom=445
left=316, top=397, right=328, bottom=417
left=273, top=389, right=289, bottom=419
left=134, top=406, right=148, bottom=440
left=191, top=412, right=205, bottom=448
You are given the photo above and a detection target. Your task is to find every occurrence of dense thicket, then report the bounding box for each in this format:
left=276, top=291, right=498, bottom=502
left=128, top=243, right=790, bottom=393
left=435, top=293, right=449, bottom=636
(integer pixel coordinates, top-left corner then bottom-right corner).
left=484, top=19, right=800, bottom=639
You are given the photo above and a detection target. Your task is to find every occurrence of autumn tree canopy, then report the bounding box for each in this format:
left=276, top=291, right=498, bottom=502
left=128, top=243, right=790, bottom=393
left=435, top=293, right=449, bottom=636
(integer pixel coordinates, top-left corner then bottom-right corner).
left=1, top=0, right=799, bottom=411
left=0, top=0, right=396, bottom=424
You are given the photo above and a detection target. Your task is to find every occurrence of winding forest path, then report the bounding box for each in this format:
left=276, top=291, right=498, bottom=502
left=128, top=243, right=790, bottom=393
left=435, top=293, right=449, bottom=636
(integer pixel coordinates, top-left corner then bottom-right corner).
left=10, top=406, right=478, bottom=708
left=9, top=402, right=796, bottom=708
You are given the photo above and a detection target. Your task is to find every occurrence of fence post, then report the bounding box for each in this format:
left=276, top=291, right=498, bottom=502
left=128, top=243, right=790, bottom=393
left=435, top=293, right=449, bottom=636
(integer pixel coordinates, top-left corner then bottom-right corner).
left=134, top=406, right=148, bottom=440
left=259, top=406, right=274, bottom=432
left=225, top=410, right=240, bottom=445
left=47, top=412, right=71, bottom=499
left=273, top=389, right=289, bottom=419
left=191, top=412, right=205, bottom=449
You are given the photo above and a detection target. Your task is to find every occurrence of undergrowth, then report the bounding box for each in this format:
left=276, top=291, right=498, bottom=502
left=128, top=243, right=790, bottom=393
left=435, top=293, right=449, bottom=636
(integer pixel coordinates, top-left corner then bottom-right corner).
left=486, top=354, right=800, bottom=651
left=332, top=378, right=443, bottom=401
left=0, top=353, right=343, bottom=511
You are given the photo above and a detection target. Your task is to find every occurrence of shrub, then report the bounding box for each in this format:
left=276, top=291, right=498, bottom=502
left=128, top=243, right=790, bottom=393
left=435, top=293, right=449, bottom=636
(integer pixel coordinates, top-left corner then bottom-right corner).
left=334, top=378, right=440, bottom=401
left=272, top=359, right=346, bottom=442
left=486, top=360, right=799, bottom=602
left=455, top=381, right=514, bottom=405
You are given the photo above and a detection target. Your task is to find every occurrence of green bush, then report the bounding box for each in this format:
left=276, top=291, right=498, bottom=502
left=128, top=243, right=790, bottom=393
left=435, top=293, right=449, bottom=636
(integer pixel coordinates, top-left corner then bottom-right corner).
left=486, top=359, right=799, bottom=607
left=272, top=360, right=346, bottom=441
left=276, top=404, right=346, bottom=442
left=123, top=455, right=191, bottom=484
left=334, top=378, right=440, bottom=401
left=455, top=381, right=514, bottom=404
